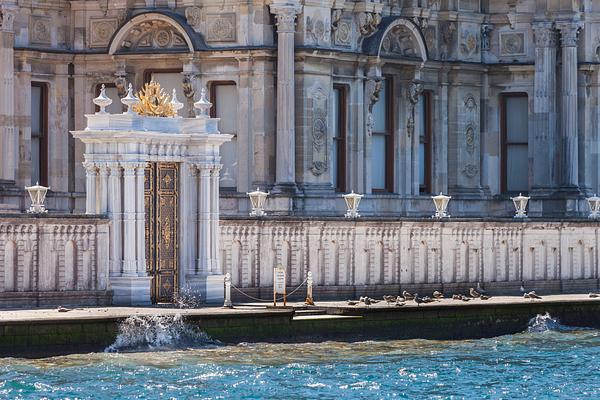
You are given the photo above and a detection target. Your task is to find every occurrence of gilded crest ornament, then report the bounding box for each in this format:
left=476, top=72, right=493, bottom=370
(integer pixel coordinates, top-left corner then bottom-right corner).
left=132, top=81, right=176, bottom=117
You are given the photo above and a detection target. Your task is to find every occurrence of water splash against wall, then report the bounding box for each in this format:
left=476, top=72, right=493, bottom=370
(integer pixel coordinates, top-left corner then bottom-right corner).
left=105, top=314, right=217, bottom=353
left=527, top=312, right=583, bottom=333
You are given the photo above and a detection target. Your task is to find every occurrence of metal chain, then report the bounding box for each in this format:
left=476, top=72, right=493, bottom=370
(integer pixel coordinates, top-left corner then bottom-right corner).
left=230, top=277, right=309, bottom=303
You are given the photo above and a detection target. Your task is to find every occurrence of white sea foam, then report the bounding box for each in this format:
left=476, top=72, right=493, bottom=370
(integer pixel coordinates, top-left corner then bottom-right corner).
left=105, top=314, right=217, bottom=353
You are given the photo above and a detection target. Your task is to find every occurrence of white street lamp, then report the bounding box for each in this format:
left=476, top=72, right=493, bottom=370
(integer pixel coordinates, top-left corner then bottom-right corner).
left=247, top=187, right=269, bottom=217
left=25, top=182, right=50, bottom=213
left=431, top=192, right=451, bottom=219
left=587, top=194, right=600, bottom=219
left=510, top=193, right=530, bottom=218
left=342, top=191, right=363, bottom=218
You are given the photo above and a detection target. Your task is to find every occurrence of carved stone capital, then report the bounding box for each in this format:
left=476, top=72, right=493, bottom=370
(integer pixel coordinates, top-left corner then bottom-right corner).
left=533, top=24, right=558, bottom=48
left=271, top=6, right=302, bottom=33
left=556, top=22, right=582, bottom=47
left=82, top=162, right=98, bottom=175
left=0, top=7, right=16, bottom=32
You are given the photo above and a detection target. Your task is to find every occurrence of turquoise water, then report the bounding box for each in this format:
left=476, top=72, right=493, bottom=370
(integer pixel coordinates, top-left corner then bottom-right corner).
left=1, top=314, right=600, bottom=399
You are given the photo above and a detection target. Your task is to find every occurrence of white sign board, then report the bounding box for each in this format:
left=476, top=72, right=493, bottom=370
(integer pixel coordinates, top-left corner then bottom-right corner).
left=274, top=267, right=286, bottom=294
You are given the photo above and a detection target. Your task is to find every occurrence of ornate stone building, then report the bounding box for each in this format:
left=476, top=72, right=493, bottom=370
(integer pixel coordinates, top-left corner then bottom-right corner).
left=1, top=0, right=600, bottom=216
left=3, top=0, right=600, bottom=305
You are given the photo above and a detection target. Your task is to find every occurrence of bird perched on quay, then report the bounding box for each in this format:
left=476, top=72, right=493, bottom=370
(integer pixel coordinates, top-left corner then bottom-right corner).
left=402, top=290, right=416, bottom=301
left=383, top=295, right=398, bottom=304
left=413, top=295, right=424, bottom=306
left=589, top=293, right=600, bottom=298
left=524, top=291, right=542, bottom=299
left=469, top=288, right=482, bottom=298
left=433, top=290, right=444, bottom=299
left=452, top=294, right=471, bottom=302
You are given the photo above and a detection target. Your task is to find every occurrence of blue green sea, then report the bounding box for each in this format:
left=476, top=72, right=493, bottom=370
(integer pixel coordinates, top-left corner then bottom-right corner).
left=0, top=313, right=599, bottom=399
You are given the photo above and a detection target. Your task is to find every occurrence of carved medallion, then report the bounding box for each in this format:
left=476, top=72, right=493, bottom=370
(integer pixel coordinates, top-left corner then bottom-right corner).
left=500, top=32, right=526, bottom=56
left=462, top=164, right=479, bottom=178
left=89, top=18, right=118, bottom=48
left=30, top=16, right=51, bottom=45
left=185, top=6, right=202, bottom=31
left=206, top=13, right=236, bottom=42
left=460, top=27, right=479, bottom=57
left=465, top=124, right=475, bottom=154
left=310, top=89, right=328, bottom=176
left=334, top=19, right=352, bottom=47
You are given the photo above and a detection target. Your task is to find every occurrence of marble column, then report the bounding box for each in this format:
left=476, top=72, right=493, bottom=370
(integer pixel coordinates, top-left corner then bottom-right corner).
left=97, top=163, right=110, bottom=214
left=83, top=162, right=98, bottom=214
left=197, top=164, right=211, bottom=274
left=532, top=24, right=558, bottom=191
left=557, top=22, right=581, bottom=190
left=0, top=7, right=16, bottom=182
left=135, top=163, right=146, bottom=276
left=122, top=163, right=137, bottom=276
left=270, top=1, right=302, bottom=191
left=107, top=162, right=122, bottom=276
left=209, top=164, right=222, bottom=274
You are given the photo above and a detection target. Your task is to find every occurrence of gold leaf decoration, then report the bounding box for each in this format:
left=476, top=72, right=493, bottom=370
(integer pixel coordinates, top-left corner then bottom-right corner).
left=132, top=81, right=176, bottom=117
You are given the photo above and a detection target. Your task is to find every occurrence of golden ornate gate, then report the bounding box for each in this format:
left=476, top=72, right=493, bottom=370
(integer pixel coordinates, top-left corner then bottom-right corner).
left=145, top=162, right=179, bottom=303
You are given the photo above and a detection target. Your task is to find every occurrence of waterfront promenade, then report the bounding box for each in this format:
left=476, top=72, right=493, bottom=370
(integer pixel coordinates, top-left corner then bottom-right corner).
left=2, top=294, right=600, bottom=357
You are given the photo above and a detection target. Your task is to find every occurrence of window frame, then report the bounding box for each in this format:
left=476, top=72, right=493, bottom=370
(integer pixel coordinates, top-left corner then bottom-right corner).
left=419, top=90, right=433, bottom=194
left=332, top=84, right=347, bottom=193
left=372, top=77, right=394, bottom=193
left=500, top=92, right=529, bottom=194
left=143, top=68, right=184, bottom=85
left=31, top=82, right=49, bottom=186
left=209, top=81, right=238, bottom=190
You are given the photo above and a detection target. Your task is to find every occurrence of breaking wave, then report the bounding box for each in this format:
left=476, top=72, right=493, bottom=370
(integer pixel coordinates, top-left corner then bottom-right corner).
left=527, top=312, right=584, bottom=333
left=105, top=314, right=218, bottom=353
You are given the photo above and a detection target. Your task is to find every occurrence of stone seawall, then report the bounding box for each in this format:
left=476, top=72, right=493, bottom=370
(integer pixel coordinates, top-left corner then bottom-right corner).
left=220, top=217, right=600, bottom=299
left=0, top=214, right=111, bottom=307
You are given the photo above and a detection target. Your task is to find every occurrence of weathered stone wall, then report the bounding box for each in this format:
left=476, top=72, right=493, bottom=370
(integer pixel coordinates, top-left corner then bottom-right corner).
left=0, top=215, right=111, bottom=307
left=220, top=218, right=600, bottom=297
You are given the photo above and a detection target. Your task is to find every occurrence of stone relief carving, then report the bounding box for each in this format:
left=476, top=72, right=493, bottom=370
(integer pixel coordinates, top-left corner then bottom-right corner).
left=481, top=23, right=492, bottom=51
left=310, top=89, right=328, bottom=176
left=182, top=73, right=196, bottom=117
left=30, top=16, right=52, bottom=45
left=118, top=20, right=188, bottom=52
left=459, top=26, right=479, bottom=57
left=306, top=13, right=330, bottom=45
left=331, top=9, right=343, bottom=32
left=334, top=19, right=352, bottom=47
left=462, top=164, right=479, bottom=178
left=365, top=79, right=382, bottom=137
left=424, top=26, right=436, bottom=58
left=381, top=26, right=420, bottom=58
left=464, top=93, right=477, bottom=112
left=440, top=22, right=456, bottom=60
left=0, top=8, right=16, bottom=32
left=206, top=13, right=236, bottom=42
left=406, top=81, right=423, bottom=138
left=89, top=18, right=118, bottom=48
left=465, top=124, right=475, bottom=154
left=185, top=6, right=202, bottom=32
left=358, top=12, right=381, bottom=37
left=500, top=32, right=525, bottom=56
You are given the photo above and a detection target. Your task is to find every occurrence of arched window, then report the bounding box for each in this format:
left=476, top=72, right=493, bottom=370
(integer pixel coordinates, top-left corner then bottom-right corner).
left=332, top=84, right=347, bottom=192
left=210, top=81, right=238, bottom=189
left=418, top=91, right=432, bottom=194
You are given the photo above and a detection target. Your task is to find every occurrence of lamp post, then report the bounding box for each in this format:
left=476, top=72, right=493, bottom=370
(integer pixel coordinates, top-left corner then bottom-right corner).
left=247, top=187, right=269, bottom=217
left=510, top=193, right=530, bottom=218
left=342, top=191, right=363, bottom=218
left=25, top=182, right=50, bottom=213
left=587, top=194, right=600, bottom=219
left=431, top=192, right=451, bottom=219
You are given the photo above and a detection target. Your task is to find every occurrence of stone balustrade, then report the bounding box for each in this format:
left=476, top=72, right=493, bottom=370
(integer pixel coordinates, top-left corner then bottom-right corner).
left=0, top=215, right=111, bottom=307
left=220, top=218, right=600, bottom=298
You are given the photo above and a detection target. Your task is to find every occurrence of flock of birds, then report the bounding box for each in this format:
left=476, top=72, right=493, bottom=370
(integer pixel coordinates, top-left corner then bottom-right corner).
left=346, top=285, right=600, bottom=307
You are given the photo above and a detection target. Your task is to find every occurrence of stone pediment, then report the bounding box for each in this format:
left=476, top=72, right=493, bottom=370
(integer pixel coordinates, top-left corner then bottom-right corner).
left=362, top=17, right=428, bottom=62
left=118, top=19, right=188, bottom=53
left=108, top=11, right=206, bottom=55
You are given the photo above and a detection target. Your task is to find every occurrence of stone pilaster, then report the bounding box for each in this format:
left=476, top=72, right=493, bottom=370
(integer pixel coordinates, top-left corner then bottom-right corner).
left=197, top=164, right=212, bottom=274
left=0, top=6, right=16, bottom=183
left=135, top=164, right=146, bottom=276
left=270, top=1, right=302, bottom=193
left=532, top=23, right=558, bottom=192
left=83, top=162, right=98, bottom=214
left=122, top=163, right=137, bottom=276
left=557, top=22, right=581, bottom=191
left=97, top=163, right=109, bottom=214
left=107, top=162, right=122, bottom=276
left=210, top=164, right=222, bottom=274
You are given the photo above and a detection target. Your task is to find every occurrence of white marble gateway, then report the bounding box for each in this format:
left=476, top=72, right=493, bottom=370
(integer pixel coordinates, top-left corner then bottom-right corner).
left=71, top=87, right=231, bottom=305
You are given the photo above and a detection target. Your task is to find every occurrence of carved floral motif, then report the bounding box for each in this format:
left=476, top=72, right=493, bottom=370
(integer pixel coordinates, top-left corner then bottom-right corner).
left=206, top=13, right=236, bottom=42
left=30, top=17, right=51, bottom=45
left=358, top=12, right=381, bottom=37
left=90, top=18, right=118, bottom=48
left=185, top=6, right=202, bottom=31
left=310, top=89, right=328, bottom=176
left=118, top=20, right=188, bottom=52
left=381, top=25, right=420, bottom=58
left=500, top=32, right=525, bottom=56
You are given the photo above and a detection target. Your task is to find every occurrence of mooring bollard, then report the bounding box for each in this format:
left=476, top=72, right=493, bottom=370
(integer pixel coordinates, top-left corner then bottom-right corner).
left=305, top=271, right=314, bottom=305
left=223, top=272, right=233, bottom=308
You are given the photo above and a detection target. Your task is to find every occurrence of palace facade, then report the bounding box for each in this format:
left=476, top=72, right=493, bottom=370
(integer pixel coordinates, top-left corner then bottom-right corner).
left=1, top=0, right=600, bottom=217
